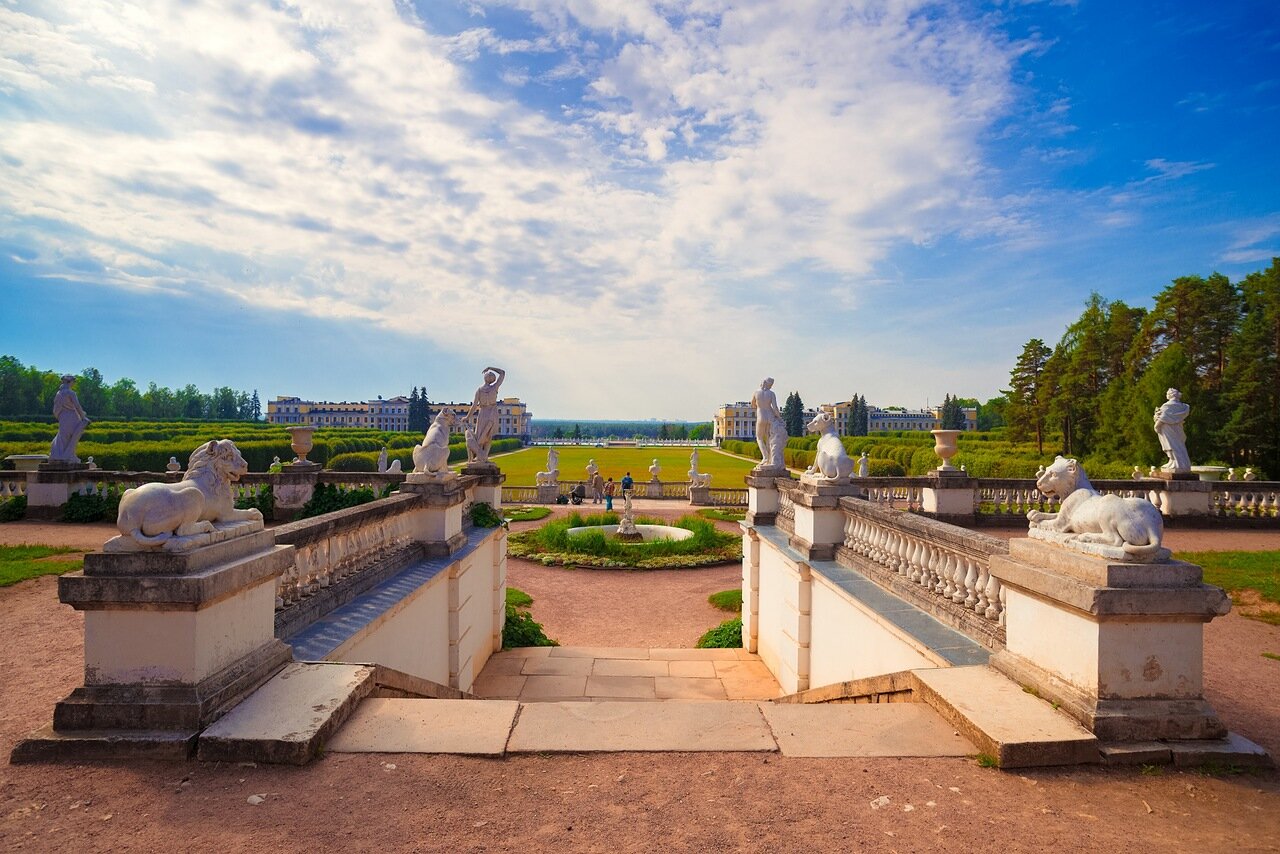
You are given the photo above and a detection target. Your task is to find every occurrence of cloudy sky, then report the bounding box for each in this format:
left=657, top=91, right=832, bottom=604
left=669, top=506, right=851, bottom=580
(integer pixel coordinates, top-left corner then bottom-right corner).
left=3, top=0, right=1278, bottom=419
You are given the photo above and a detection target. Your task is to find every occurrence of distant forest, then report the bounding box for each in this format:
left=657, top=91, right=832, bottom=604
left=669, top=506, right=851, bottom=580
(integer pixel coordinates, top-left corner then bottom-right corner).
left=532, top=420, right=713, bottom=441
left=1001, top=258, right=1279, bottom=476
left=0, top=356, right=261, bottom=421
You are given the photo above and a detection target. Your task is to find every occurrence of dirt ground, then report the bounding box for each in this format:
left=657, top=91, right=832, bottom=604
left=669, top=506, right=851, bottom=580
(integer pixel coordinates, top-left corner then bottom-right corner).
left=1, top=512, right=1278, bottom=852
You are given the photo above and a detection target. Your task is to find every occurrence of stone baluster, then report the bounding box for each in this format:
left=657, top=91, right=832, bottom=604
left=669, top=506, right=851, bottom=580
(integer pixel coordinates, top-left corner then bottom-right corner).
left=940, top=551, right=956, bottom=600
left=951, top=556, right=969, bottom=605
left=974, top=562, right=991, bottom=616
left=984, top=571, right=1002, bottom=621
left=963, top=557, right=979, bottom=609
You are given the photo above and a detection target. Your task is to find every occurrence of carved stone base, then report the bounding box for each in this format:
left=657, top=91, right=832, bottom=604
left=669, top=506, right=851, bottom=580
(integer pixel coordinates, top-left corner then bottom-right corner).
left=37, top=460, right=89, bottom=472
left=688, top=485, right=711, bottom=505
left=1027, top=526, right=1172, bottom=564
left=103, top=518, right=265, bottom=554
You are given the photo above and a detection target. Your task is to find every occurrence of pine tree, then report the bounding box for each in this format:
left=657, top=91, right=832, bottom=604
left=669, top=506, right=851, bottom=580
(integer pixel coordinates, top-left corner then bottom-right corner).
left=783, top=392, right=805, bottom=437
left=1006, top=338, right=1052, bottom=454
left=408, top=387, right=423, bottom=433
left=250, top=390, right=261, bottom=421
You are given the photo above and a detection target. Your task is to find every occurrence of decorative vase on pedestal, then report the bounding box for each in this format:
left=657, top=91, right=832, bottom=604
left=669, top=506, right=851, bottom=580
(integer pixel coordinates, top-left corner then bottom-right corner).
left=930, top=429, right=961, bottom=472
left=286, top=426, right=316, bottom=464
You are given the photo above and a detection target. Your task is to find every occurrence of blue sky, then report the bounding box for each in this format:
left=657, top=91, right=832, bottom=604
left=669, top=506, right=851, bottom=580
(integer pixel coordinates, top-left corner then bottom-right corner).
left=2, top=0, right=1277, bottom=419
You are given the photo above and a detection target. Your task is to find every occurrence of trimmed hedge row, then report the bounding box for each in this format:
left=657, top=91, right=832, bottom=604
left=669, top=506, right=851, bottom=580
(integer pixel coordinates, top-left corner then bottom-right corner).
left=327, top=438, right=524, bottom=472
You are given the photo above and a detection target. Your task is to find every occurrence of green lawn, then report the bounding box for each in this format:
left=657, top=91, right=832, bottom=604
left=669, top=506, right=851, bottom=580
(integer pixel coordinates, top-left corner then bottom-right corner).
left=0, top=545, right=86, bottom=587
left=1177, top=550, right=1280, bottom=625
left=480, top=446, right=758, bottom=486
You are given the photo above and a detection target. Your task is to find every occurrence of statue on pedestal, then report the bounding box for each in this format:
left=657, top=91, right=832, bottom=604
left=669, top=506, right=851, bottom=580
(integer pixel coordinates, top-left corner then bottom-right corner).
left=751, top=377, right=786, bottom=469
left=688, top=450, right=711, bottom=488
left=857, top=452, right=869, bottom=478
left=377, top=447, right=389, bottom=473
left=1154, top=388, right=1191, bottom=473
left=1026, top=456, right=1167, bottom=561
left=463, top=366, right=505, bottom=464
left=49, top=375, right=90, bottom=463
left=648, top=458, right=661, bottom=480
left=802, top=411, right=853, bottom=482
left=412, top=410, right=457, bottom=476
left=535, top=448, right=559, bottom=486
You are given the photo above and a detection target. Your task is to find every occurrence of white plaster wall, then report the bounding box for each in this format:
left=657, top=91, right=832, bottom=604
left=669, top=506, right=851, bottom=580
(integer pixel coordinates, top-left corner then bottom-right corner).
left=452, top=539, right=498, bottom=690
left=335, top=576, right=451, bottom=684
left=1096, top=621, right=1205, bottom=699
left=755, top=545, right=804, bottom=693
left=84, top=578, right=276, bottom=685
left=1003, top=588, right=1100, bottom=692
left=808, top=577, right=935, bottom=688
left=794, top=506, right=844, bottom=548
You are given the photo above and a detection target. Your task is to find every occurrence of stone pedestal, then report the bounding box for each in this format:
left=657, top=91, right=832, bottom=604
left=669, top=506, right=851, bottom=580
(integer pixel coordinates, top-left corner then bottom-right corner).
left=990, top=538, right=1231, bottom=742
left=1152, top=477, right=1211, bottom=516
left=688, top=485, right=711, bottom=505
left=461, top=463, right=504, bottom=509
left=785, top=480, right=859, bottom=561
left=12, top=529, right=294, bottom=761
left=922, top=472, right=975, bottom=524
left=746, top=468, right=789, bottom=526
left=536, top=483, right=559, bottom=504
left=271, top=464, right=320, bottom=521
left=5, top=454, right=47, bottom=472
left=646, top=479, right=662, bottom=498
left=400, top=475, right=474, bottom=555
left=25, top=466, right=93, bottom=520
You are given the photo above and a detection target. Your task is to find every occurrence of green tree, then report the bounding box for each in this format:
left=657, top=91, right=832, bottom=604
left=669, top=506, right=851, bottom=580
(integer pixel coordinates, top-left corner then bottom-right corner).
left=572, top=423, right=582, bottom=442
left=939, top=394, right=965, bottom=430
left=782, top=392, right=805, bottom=437
left=250, top=390, right=261, bottom=421
left=689, top=423, right=712, bottom=440
left=1005, top=339, right=1051, bottom=453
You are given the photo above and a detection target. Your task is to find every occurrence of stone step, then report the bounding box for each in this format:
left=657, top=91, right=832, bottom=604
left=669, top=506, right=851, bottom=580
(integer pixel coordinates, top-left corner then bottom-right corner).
left=324, top=697, right=975, bottom=757
left=198, top=662, right=377, bottom=765
left=911, top=665, right=1100, bottom=768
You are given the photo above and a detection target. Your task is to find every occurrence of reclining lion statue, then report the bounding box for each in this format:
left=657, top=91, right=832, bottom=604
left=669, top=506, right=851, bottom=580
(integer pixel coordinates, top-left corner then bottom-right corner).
left=116, top=439, right=262, bottom=546
left=1027, top=456, right=1164, bottom=558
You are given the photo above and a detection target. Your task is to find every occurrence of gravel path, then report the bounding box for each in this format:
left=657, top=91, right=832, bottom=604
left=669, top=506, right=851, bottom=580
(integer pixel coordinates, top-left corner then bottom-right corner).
left=0, top=512, right=1277, bottom=851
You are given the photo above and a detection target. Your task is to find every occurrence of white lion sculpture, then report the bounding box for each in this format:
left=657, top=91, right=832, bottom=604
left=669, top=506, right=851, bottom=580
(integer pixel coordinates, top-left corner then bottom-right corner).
left=804, top=412, right=854, bottom=481
left=413, top=409, right=457, bottom=475
left=116, top=439, right=262, bottom=546
left=1027, top=456, right=1164, bottom=557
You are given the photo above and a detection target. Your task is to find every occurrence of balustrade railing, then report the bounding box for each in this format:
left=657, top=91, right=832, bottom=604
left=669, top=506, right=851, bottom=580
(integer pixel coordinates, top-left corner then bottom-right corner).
left=777, top=489, right=796, bottom=535
left=272, top=494, right=424, bottom=611
left=1, top=473, right=27, bottom=499
left=859, top=477, right=924, bottom=511
left=503, top=485, right=540, bottom=504
left=838, top=496, right=1008, bottom=647
left=706, top=487, right=748, bottom=506
left=1212, top=482, right=1280, bottom=518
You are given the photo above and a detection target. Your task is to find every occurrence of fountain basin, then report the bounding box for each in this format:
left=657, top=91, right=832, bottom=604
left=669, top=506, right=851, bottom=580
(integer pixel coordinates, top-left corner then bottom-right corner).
left=566, top=524, right=693, bottom=543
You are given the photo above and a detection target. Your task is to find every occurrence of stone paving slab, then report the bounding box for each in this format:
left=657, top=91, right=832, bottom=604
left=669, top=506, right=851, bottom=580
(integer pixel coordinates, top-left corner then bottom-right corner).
left=548, top=646, right=650, bottom=659
left=912, top=666, right=1099, bottom=768
left=507, top=701, right=777, bottom=753
left=197, top=662, right=375, bottom=765
left=761, top=702, right=976, bottom=757
left=592, top=658, right=670, bottom=677
left=327, top=698, right=518, bottom=755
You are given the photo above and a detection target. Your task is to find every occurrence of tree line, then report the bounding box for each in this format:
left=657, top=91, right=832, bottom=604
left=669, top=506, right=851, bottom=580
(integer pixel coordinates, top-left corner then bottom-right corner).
left=0, top=356, right=261, bottom=421
left=1002, top=258, right=1280, bottom=476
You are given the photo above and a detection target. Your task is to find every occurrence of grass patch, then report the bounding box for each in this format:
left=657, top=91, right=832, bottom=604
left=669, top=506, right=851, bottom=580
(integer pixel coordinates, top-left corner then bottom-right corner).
left=975, top=753, right=999, bottom=769
left=697, top=508, right=746, bottom=522
left=696, top=617, right=742, bottom=649
left=0, top=545, right=85, bottom=587
left=481, top=446, right=757, bottom=486
left=1262, top=652, right=1280, bottom=662
left=1176, top=550, right=1280, bottom=624
left=508, top=512, right=742, bottom=569
left=708, top=589, right=743, bottom=612
left=506, top=587, right=534, bottom=608
left=505, top=506, right=551, bottom=522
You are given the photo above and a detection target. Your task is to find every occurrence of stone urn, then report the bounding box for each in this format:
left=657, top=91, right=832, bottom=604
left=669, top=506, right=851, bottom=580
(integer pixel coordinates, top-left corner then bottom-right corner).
left=930, top=429, right=961, bottom=472
left=287, top=426, right=316, bottom=464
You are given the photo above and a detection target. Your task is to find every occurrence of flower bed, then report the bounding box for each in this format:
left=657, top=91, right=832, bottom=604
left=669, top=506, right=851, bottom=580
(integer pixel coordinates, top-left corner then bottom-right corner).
left=507, top=511, right=742, bottom=569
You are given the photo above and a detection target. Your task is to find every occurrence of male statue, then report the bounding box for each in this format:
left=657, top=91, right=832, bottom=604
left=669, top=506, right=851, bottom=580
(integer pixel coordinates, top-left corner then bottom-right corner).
left=49, top=374, right=91, bottom=463
left=1153, top=387, right=1191, bottom=473
left=751, top=377, right=786, bottom=469
left=464, top=366, right=506, bottom=464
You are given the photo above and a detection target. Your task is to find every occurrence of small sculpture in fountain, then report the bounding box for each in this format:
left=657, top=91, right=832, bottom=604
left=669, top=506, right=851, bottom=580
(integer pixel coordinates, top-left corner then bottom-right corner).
left=648, top=458, right=661, bottom=480
left=412, top=409, right=457, bottom=478
left=535, top=448, right=559, bottom=486
left=802, top=411, right=853, bottom=482
left=615, top=488, right=642, bottom=541
left=108, top=439, right=264, bottom=551
left=49, top=374, right=91, bottom=464
left=687, top=450, right=712, bottom=488
left=751, top=377, right=787, bottom=470
left=1026, top=456, right=1169, bottom=562
left=463, top=366, right=505, bottom=465
left=1153, top=388, right=1191, bottom=473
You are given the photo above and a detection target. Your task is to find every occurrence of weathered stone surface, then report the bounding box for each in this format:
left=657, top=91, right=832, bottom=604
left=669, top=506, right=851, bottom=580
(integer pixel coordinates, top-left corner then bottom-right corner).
left=507, top=701, right=777, bottom=753
left=327, top=698, right=517, bottom=755
left=1168, top=732, right=1272, bottom=768
left=1099, top=742, right=1173, bottom=765
left=1008, top=538, right=1197, bottom=587
left=11, top=725, right=196, bottom=763
left=62, top=545, right=293, bottom=610
left=911, top=665, right=1100, bottom=768
left=197, top=662, right=377, bottom=765
left=87, top=529, right=275, bottom=576
left=761, top=702, right=975, bottom=757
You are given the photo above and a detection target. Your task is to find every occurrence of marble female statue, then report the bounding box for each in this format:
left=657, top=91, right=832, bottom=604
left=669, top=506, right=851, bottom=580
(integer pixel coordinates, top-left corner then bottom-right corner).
left=750, top=377, right=786, bottom=469
left=49, top=374, right=90, bottom=463
left=1153, top=388, right=1191, bottom=473
left=463, top=366, right=505, bottom=464
left=547, top=448, right=559, bottom=474
left=857, top=452, right=869, bottom=478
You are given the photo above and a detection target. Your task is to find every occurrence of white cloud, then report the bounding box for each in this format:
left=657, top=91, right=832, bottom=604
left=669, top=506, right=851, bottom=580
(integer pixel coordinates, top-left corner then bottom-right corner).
left=0, top=0, right=1028, bottom=416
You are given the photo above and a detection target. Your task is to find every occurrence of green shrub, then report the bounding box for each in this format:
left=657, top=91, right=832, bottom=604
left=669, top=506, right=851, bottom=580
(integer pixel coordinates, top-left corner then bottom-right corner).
left=866, top=458, right=905, bottom=477
left=0, top=495, right=27, bottom=522
left=298, top=483, right=378, bottom=519
left=469, top=501, right=506, bottom=528
left=234, top=485, right=274, bottom=522
left=502, top=604, right=558, bottom=648
left=708, top=589, right=742, bottom=612
left=696, top=617, right=742, bottom=648
left=697, top=508, right=746, bottom=522
left=506, top=587, right=534, bottom=608
left=62, top=488, right=121, bottom=523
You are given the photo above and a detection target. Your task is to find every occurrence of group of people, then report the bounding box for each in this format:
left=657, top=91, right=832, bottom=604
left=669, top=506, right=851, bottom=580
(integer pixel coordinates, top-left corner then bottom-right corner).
left=584, top=468, right=633, bottom=510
